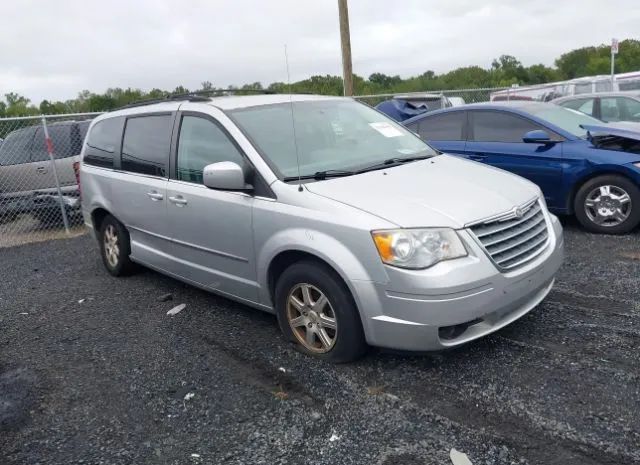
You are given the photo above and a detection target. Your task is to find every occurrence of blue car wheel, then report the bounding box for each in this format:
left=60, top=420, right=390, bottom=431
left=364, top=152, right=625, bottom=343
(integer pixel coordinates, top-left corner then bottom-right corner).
left=574, top=175, right=640, bottom=234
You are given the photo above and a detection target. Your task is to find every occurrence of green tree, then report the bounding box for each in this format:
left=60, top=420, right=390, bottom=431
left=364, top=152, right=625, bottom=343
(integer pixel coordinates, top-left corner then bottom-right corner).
left=40, top=100, right=70, bottom=114
left=526, top=64, right=559, bottom=84
left=368, top=73, right=402, bottom=89
left=4, top=92, right=38, bottom=116
left=172, top=85, right=190, bottom=95
left=556, top=46, right=603, bottom=79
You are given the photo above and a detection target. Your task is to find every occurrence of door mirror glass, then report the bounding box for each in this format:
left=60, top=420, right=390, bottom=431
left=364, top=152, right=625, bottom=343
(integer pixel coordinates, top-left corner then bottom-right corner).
left=202, top=161, right=252, bottom=191
left=523, top=129, right=552, bottom=144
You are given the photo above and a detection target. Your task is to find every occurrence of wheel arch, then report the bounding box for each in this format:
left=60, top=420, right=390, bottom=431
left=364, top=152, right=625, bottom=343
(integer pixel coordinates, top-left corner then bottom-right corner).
left=259, top=228, right=382, bottom=314
left=566, top=168, right=637, bottom=214
left=267, top=250, right=348, bottom=305
left=91, top=207, right=111, bottom=232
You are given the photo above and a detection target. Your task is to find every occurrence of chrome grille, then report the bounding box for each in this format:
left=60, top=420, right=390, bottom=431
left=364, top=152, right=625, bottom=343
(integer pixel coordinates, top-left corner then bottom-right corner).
left=469, top=199, right=550, bottom=270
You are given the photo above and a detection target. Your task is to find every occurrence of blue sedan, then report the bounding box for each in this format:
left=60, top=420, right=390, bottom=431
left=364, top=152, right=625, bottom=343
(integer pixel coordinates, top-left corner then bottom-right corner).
left=403, top=102, right=640, bottom=234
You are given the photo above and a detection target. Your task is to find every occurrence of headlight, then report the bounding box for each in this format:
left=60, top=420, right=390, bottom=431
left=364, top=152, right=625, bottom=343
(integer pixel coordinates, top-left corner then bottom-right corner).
left=633, top=162, right=640, bottom=169
left=371, top=228, right=467, bottom=269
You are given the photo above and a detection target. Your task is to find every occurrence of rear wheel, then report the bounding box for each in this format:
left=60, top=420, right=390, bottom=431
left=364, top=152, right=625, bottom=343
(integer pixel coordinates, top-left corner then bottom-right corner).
left=574, top=175, right=640, bottom=234
left=99, top=214, right=137, bottom=276
left=275, top=261, right=367, bottom=363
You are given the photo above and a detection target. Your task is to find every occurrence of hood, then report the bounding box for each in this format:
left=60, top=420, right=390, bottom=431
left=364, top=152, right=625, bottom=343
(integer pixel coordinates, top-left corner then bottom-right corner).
left=581, top=124, right=640, bottom=142
left=305, top=155, right=540, bottom=229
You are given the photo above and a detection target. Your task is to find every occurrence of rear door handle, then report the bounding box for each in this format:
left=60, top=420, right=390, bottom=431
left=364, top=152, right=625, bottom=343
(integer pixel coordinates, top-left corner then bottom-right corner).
left=146, top=191, right=164, bottom=201
left=168, top=195, right=188, bottom=206
left=36, top=166, right=47, bottom=174
left=469, top=154, right=487, bottom=161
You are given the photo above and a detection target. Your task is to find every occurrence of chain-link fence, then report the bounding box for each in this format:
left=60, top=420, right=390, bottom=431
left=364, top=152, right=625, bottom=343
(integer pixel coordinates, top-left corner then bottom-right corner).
left=355, top=86, right=510, bottom=108
left=0, top=86, right=514, bottom=248
left=0, top=112, right=101, bottom=247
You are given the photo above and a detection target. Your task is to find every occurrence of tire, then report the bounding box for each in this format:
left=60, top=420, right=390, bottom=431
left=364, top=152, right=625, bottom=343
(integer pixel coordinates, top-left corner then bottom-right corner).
left=574, top=175, right=640, bottom=234
left=98, top=214, right=137, bottom=276
left=275, top=260, right=368, bottom=363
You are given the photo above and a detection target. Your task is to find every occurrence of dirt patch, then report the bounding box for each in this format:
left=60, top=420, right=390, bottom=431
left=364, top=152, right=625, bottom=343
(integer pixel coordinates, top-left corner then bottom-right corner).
left=0, top=215, right=86, bottom=248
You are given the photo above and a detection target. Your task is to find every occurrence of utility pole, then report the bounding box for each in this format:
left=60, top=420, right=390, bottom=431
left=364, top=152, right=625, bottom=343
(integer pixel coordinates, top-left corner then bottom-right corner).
left=338, top=0, right=354, bottom=96
left=611, top=38, right=618, bottom=89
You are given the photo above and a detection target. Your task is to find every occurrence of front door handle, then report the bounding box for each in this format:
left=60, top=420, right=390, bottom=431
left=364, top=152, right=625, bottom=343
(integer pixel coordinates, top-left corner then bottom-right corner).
left=168, top=195, right=188, bottom=207
left=469, top=154, right=487, bottom=161
left=146, top=191, right=164, bottom=201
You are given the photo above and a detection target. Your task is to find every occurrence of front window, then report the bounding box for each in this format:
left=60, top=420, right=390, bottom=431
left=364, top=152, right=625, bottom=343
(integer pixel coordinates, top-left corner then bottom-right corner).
left=469, top=111, right=542, bottom=143
left=524, top=105, right=603, bottom=138
left=229, top=99, right=435, bottom=179
left=176, top=116, right=245, bottom=184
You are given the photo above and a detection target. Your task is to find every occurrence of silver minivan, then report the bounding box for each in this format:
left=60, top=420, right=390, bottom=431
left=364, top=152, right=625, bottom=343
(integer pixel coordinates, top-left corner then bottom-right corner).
left=80, top=94, right=564, bottom=362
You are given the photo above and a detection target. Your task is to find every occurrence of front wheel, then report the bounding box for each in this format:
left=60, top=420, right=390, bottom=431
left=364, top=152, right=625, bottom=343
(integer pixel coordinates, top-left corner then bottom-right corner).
left=275, top=261, right=368, bottom=363
left=574, top=175, right=640, bottom=234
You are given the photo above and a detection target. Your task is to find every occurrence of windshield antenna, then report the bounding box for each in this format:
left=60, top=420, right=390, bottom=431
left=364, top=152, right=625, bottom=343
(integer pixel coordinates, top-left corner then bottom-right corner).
left=285, top=44, right=303, bottom=192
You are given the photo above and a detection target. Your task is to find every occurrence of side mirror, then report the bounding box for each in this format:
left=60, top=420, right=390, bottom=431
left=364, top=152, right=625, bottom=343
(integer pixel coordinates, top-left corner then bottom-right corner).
left=203, top=161, right=253, bottom=191
left=523, top=129, right=553, bottom=144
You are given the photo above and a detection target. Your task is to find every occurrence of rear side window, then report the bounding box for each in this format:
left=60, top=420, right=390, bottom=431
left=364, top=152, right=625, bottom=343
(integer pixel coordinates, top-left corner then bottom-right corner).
left=85, top=117, right=124, bottom=168
left=121, top=115, right=172, bottom=176
left=32, top=125, right=74, bottom=162
left=0, top=127, right=35, bottom=165
left=417, top=112, right=465, bottom=141
left=78, top=121, right=90, bottom=143
left=560, top=98, right=594, bottom=116
left=622, top=98, right=640, bottom=122
left=469, top=111, right=540, bottom=143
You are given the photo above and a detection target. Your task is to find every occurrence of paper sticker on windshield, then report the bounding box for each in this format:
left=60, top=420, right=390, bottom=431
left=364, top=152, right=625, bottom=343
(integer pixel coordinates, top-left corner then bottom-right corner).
left=370, top=122, right=403, bottom=138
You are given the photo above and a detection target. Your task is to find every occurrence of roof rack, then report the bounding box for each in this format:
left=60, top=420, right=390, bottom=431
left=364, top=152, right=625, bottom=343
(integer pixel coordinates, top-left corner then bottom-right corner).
left=117, top=88, right=275, bottom=110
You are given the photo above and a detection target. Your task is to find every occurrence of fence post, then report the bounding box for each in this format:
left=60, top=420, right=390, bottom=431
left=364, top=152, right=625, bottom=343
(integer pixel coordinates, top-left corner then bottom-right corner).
left=40, top=116, right=71, bottom=234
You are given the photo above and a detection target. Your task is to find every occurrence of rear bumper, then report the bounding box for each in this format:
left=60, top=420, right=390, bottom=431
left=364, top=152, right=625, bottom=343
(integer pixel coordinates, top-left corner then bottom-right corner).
left=352, top=214, right=564, bottom=351
left=0, top=189, right=80, bottom=215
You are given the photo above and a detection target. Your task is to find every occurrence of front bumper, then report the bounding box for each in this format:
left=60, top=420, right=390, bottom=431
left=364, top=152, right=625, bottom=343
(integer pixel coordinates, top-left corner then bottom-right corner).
left=352, top=213, right=564, bottom=351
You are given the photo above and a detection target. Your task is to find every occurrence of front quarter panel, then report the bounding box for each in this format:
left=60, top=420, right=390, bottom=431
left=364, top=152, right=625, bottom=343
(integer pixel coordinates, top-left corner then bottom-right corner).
left=253, top=186, right=395, bottom=308
left=560, top=141, right=640, bottom=211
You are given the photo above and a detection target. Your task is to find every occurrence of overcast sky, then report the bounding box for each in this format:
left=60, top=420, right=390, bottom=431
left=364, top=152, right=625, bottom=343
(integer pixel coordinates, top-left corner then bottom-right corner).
left=2, top=0, right=639, bottom=104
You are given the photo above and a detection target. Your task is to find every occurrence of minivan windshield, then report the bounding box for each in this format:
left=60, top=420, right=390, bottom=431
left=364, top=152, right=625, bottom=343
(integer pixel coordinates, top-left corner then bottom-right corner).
left=524, top=105, right=603, bottom=138
left=229, top=99, right=436, bottom=179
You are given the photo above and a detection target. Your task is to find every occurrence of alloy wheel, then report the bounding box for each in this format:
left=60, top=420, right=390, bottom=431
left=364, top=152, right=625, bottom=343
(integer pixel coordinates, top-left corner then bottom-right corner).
left=103, top=224, right=120, bottom=267
left=584, top=185, right=632, bottom=227
left=286, top=283, right=338, bottom=353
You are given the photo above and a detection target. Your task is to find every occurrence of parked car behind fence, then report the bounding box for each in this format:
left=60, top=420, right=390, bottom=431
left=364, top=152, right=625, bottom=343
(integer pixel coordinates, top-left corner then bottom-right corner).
left=375, top=93, right=454, bottom=122
left=552, top=91, right=640, bottom=124
left=0, top=117, right=93, bottom=230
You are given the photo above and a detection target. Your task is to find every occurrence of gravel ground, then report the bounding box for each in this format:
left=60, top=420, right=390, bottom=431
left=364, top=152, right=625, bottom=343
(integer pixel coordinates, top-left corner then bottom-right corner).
left=0, top=214, right=85, bottom=248
left=1, top=220, right=639, bottom=465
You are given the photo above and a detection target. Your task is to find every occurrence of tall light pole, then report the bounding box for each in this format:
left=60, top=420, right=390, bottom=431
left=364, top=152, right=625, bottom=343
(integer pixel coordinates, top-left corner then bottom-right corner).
left=611, top=38, right=618, bottom=89
left=338, top=0, right=354, bottom=96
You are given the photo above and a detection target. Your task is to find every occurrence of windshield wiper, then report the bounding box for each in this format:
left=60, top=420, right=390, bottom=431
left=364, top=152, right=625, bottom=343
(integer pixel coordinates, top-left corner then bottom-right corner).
left=283, top=169, right=356, bottom=182
left=356, top=155, right=432, bottom=174
left=282, top=155, right=432, bottom=182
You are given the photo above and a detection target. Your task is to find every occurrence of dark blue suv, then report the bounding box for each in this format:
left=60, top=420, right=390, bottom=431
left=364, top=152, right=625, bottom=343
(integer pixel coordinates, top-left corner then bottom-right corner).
left=404, top=102, right=640, bottom=234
